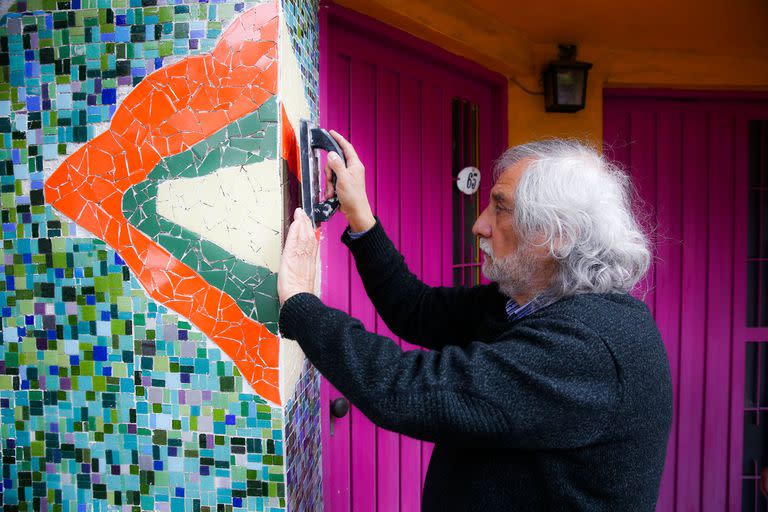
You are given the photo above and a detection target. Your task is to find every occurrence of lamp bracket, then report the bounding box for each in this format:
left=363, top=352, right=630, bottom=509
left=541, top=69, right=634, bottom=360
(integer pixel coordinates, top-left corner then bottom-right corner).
left=557, top=44, right=578, bottom=61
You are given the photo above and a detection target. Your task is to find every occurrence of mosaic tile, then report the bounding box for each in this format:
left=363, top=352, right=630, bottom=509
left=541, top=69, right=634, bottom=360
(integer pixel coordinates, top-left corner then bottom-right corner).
left=284, top=359, right=321, bottom=512
left=282, top=0, right=319, bottom=122
left=1, top=239, right=286, bottom=511
left=1, top=0, right=323, bottom=509
left=44, top=2, right=283, bottom=404
left=280, top=2, right=323, bottom=510
left=122, top=100, right=281, bottom=335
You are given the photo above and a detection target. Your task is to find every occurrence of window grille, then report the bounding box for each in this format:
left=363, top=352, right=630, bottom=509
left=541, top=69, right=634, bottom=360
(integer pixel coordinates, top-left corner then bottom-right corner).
left=747, top=121, right=768, bottom=327
left=451, top=98, right=481, bottom=286
left=743, top=121, right=768, bottom=512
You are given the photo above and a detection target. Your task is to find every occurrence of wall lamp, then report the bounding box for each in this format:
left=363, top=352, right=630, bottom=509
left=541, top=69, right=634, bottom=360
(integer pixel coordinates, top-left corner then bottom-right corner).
left=542, top=44, right=592, bottom=113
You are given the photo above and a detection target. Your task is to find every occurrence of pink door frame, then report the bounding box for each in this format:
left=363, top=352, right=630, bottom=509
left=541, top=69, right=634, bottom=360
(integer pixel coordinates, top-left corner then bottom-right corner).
left=604, top=88, right=768, bottom=511
left=319, top=3, right=507, bottom=510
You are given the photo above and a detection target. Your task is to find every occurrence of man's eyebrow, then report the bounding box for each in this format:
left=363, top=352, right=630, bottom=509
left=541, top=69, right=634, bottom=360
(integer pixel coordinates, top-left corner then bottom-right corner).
left=491, top=192, right=509, bottom=205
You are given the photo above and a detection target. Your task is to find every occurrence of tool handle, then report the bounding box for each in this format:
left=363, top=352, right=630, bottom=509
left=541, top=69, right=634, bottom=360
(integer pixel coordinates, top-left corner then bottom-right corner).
left=310, top=128, right=346, bottom=223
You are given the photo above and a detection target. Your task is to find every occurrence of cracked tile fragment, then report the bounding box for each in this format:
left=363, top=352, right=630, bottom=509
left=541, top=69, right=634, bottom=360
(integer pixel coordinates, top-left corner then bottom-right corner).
left=45, top=2, right=284, bottom=405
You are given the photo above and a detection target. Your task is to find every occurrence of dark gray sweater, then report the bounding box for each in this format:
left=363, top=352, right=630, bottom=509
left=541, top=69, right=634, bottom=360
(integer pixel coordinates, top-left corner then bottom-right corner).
left=278, top=220, right=673, bottom=511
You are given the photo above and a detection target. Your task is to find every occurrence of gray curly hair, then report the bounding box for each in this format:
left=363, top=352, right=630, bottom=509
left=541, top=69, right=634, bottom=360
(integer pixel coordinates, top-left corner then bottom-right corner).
left=493, top=139, right=652, bottom=299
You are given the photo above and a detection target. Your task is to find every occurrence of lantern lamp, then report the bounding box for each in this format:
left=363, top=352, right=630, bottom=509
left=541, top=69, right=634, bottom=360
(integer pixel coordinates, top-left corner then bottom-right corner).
left=542, top=44, right=592, bottom=113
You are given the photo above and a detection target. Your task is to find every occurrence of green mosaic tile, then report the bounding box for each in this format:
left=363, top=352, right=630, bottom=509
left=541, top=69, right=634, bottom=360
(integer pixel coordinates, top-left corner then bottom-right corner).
left=0, top=0, right=292, bottom=510
left=121, top=99, right=280, bottom=334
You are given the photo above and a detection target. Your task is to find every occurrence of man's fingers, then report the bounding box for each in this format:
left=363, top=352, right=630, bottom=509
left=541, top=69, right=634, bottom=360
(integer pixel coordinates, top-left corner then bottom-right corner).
left=298, top=211, right=318, bottom=253
left=329, top=130, right=361, bottom=166
left=284, top=208, right=317, bottom=259
left=324, top=161, right=335, bottom=200
left=283, top=209, right=303, bottom=256
left=288, top=208, right=306, bottom=239
left=327, top=151, right=346, bottom=174
left=300, top=210, right=315, bottom=241
left=325, top=152, right=346, bottom=200
left=293, top=208, right=315, bottom=241
left=278, top=209, right=317, bottom=304
left=286, top=210, right=309, bottom=248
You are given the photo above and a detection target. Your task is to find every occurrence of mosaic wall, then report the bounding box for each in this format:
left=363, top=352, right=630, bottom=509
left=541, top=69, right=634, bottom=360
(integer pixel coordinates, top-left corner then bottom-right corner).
left=0, top=0, right=322, bottom=509
left=284, top=359, right=321, bottom=512
left=279, top=1, right=322, bottom=511
left=282, top=0, right=319, bottom=122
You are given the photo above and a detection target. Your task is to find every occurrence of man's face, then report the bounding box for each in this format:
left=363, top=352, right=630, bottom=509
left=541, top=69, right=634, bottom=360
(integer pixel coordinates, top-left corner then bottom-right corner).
left=472, top=159, right=555, bottom=299
left=472, top=160, right=529, bottom=261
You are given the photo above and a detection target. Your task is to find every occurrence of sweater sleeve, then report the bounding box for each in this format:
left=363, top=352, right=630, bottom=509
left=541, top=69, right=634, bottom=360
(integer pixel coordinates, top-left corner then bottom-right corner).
left=279, top=293, right=621, bottom=449
left=340, top=219, right=506, bottom=350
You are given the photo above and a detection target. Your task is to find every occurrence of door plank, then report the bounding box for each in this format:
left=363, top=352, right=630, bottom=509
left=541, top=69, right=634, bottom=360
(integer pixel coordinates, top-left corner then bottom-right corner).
left=349, top=58, right=379, bottom=512
left=419, top=82, right=444, bottom=488
left=675, top=111, right=709, bottom=511
left=321, top=48, right=353, bottom=512
left=399, top=75, right=425, bottom=512
left=701, top=113, right=736, bottom=511
left=653, top=111, right=684, bottom=512
left=374, top=66, right=402, bottom=512
left=628, top=111, right=657, bottom=314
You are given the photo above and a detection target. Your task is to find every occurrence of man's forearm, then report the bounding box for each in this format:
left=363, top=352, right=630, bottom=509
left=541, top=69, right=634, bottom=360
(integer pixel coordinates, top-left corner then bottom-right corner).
left=342, top=219, right=501, bottom=349
left=278, top=292, right=514, bottom=444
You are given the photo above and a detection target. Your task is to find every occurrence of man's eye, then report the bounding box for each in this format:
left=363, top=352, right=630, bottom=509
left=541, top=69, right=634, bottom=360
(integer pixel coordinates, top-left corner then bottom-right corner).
left=494, top=204, right=514, bottom=217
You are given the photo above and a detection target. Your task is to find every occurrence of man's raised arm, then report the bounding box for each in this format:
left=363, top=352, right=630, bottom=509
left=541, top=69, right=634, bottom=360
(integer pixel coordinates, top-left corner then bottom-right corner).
left=323, top=131, right=506, bottom=350
left=341, top=218, right=506, bottom=349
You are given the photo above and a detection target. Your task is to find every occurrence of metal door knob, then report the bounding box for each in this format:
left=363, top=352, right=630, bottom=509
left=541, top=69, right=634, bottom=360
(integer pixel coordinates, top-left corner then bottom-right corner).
left=330, top=397, right=350, bottom=418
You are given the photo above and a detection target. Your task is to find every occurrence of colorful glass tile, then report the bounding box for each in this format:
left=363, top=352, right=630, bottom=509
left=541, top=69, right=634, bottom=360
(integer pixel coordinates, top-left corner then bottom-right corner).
left=1, top=0, right=323, bottom=509
left=122, top=101, right=281, bottom=335
left=44, top=2, right=282, bottom=404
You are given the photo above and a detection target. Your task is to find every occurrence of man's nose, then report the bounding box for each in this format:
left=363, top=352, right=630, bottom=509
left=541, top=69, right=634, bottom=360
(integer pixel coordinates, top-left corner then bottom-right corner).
left=472, top=207, right=491, bottom=239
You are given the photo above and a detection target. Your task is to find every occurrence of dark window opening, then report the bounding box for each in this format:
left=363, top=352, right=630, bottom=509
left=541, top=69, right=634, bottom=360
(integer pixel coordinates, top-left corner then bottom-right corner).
left=451, top=98, right=481, bottom=287
left=747, top=121, right=768, bottom=327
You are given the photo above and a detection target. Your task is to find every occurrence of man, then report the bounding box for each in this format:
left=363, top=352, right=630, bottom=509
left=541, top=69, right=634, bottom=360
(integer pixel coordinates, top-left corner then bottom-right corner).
left=277, top=133, right=673, bottom=511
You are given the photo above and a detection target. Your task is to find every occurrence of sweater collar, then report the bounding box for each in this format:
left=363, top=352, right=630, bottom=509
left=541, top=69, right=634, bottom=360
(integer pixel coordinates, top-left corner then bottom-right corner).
left=505, top=291, right=557, bottom=322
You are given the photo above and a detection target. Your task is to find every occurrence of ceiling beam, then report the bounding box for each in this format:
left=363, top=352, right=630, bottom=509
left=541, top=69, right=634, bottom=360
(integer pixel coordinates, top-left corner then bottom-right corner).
left=333, top=0, right=534, bottom=77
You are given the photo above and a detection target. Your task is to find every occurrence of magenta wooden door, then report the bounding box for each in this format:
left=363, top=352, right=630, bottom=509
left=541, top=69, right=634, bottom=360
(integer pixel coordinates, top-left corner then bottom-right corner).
left=604, top=90, right=768, bottom=512
left=318, top=4, right=505, bottom=511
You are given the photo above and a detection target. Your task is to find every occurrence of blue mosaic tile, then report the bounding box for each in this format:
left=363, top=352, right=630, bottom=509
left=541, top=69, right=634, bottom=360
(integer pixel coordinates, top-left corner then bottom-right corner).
left=0, top=0, right=309, bottom=510
left=283, top=0, right=318, bottom=122
left=282, top=2, right=323, bottom=509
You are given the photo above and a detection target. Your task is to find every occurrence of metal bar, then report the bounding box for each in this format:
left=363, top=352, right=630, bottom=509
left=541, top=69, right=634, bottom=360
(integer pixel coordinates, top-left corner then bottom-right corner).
left=757, top=341, right=761, bottom=427
left=758, top=122, right=766, bottom=325
left=459, top=100, right=466, bottom=286
left=473, top=103, right=481, bottom=286
left=451, top=262, right=483, bottom=269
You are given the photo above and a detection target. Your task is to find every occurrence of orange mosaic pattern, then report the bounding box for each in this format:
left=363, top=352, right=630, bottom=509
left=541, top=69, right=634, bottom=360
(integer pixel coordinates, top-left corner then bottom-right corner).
left=44, top=2, right=284, bottom=404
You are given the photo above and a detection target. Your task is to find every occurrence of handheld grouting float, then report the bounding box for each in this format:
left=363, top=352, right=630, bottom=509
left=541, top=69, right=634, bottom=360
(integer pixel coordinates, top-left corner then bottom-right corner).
left=299, top=120, right=347, bottom=227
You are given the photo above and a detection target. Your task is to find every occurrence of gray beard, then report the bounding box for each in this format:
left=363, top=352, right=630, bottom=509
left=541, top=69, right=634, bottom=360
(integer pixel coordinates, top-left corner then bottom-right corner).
left=479, top=239, right=545, bottom=300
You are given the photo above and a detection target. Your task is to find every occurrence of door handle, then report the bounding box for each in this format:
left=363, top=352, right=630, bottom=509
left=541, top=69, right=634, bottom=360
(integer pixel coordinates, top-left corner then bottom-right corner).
left=330, top=397, right=350, bottom=418
left=329, top=397, right=350, bottom=437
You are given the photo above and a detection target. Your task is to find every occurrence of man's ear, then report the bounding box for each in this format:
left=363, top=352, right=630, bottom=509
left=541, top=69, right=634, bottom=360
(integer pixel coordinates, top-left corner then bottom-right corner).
left=527, top=229, right=556, bottom=256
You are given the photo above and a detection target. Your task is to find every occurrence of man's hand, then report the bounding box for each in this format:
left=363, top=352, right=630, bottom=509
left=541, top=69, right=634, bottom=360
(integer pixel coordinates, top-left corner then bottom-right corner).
left=278, top=208, right=319, bottom=305
left=324, top=130, right=376, bottom=233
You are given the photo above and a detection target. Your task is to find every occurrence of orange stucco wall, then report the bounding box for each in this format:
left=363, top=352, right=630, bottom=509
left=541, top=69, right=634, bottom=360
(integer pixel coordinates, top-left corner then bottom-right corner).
left=507, top=43, right=768, bottom=148
left=334, top=0, right=768, bottom=149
